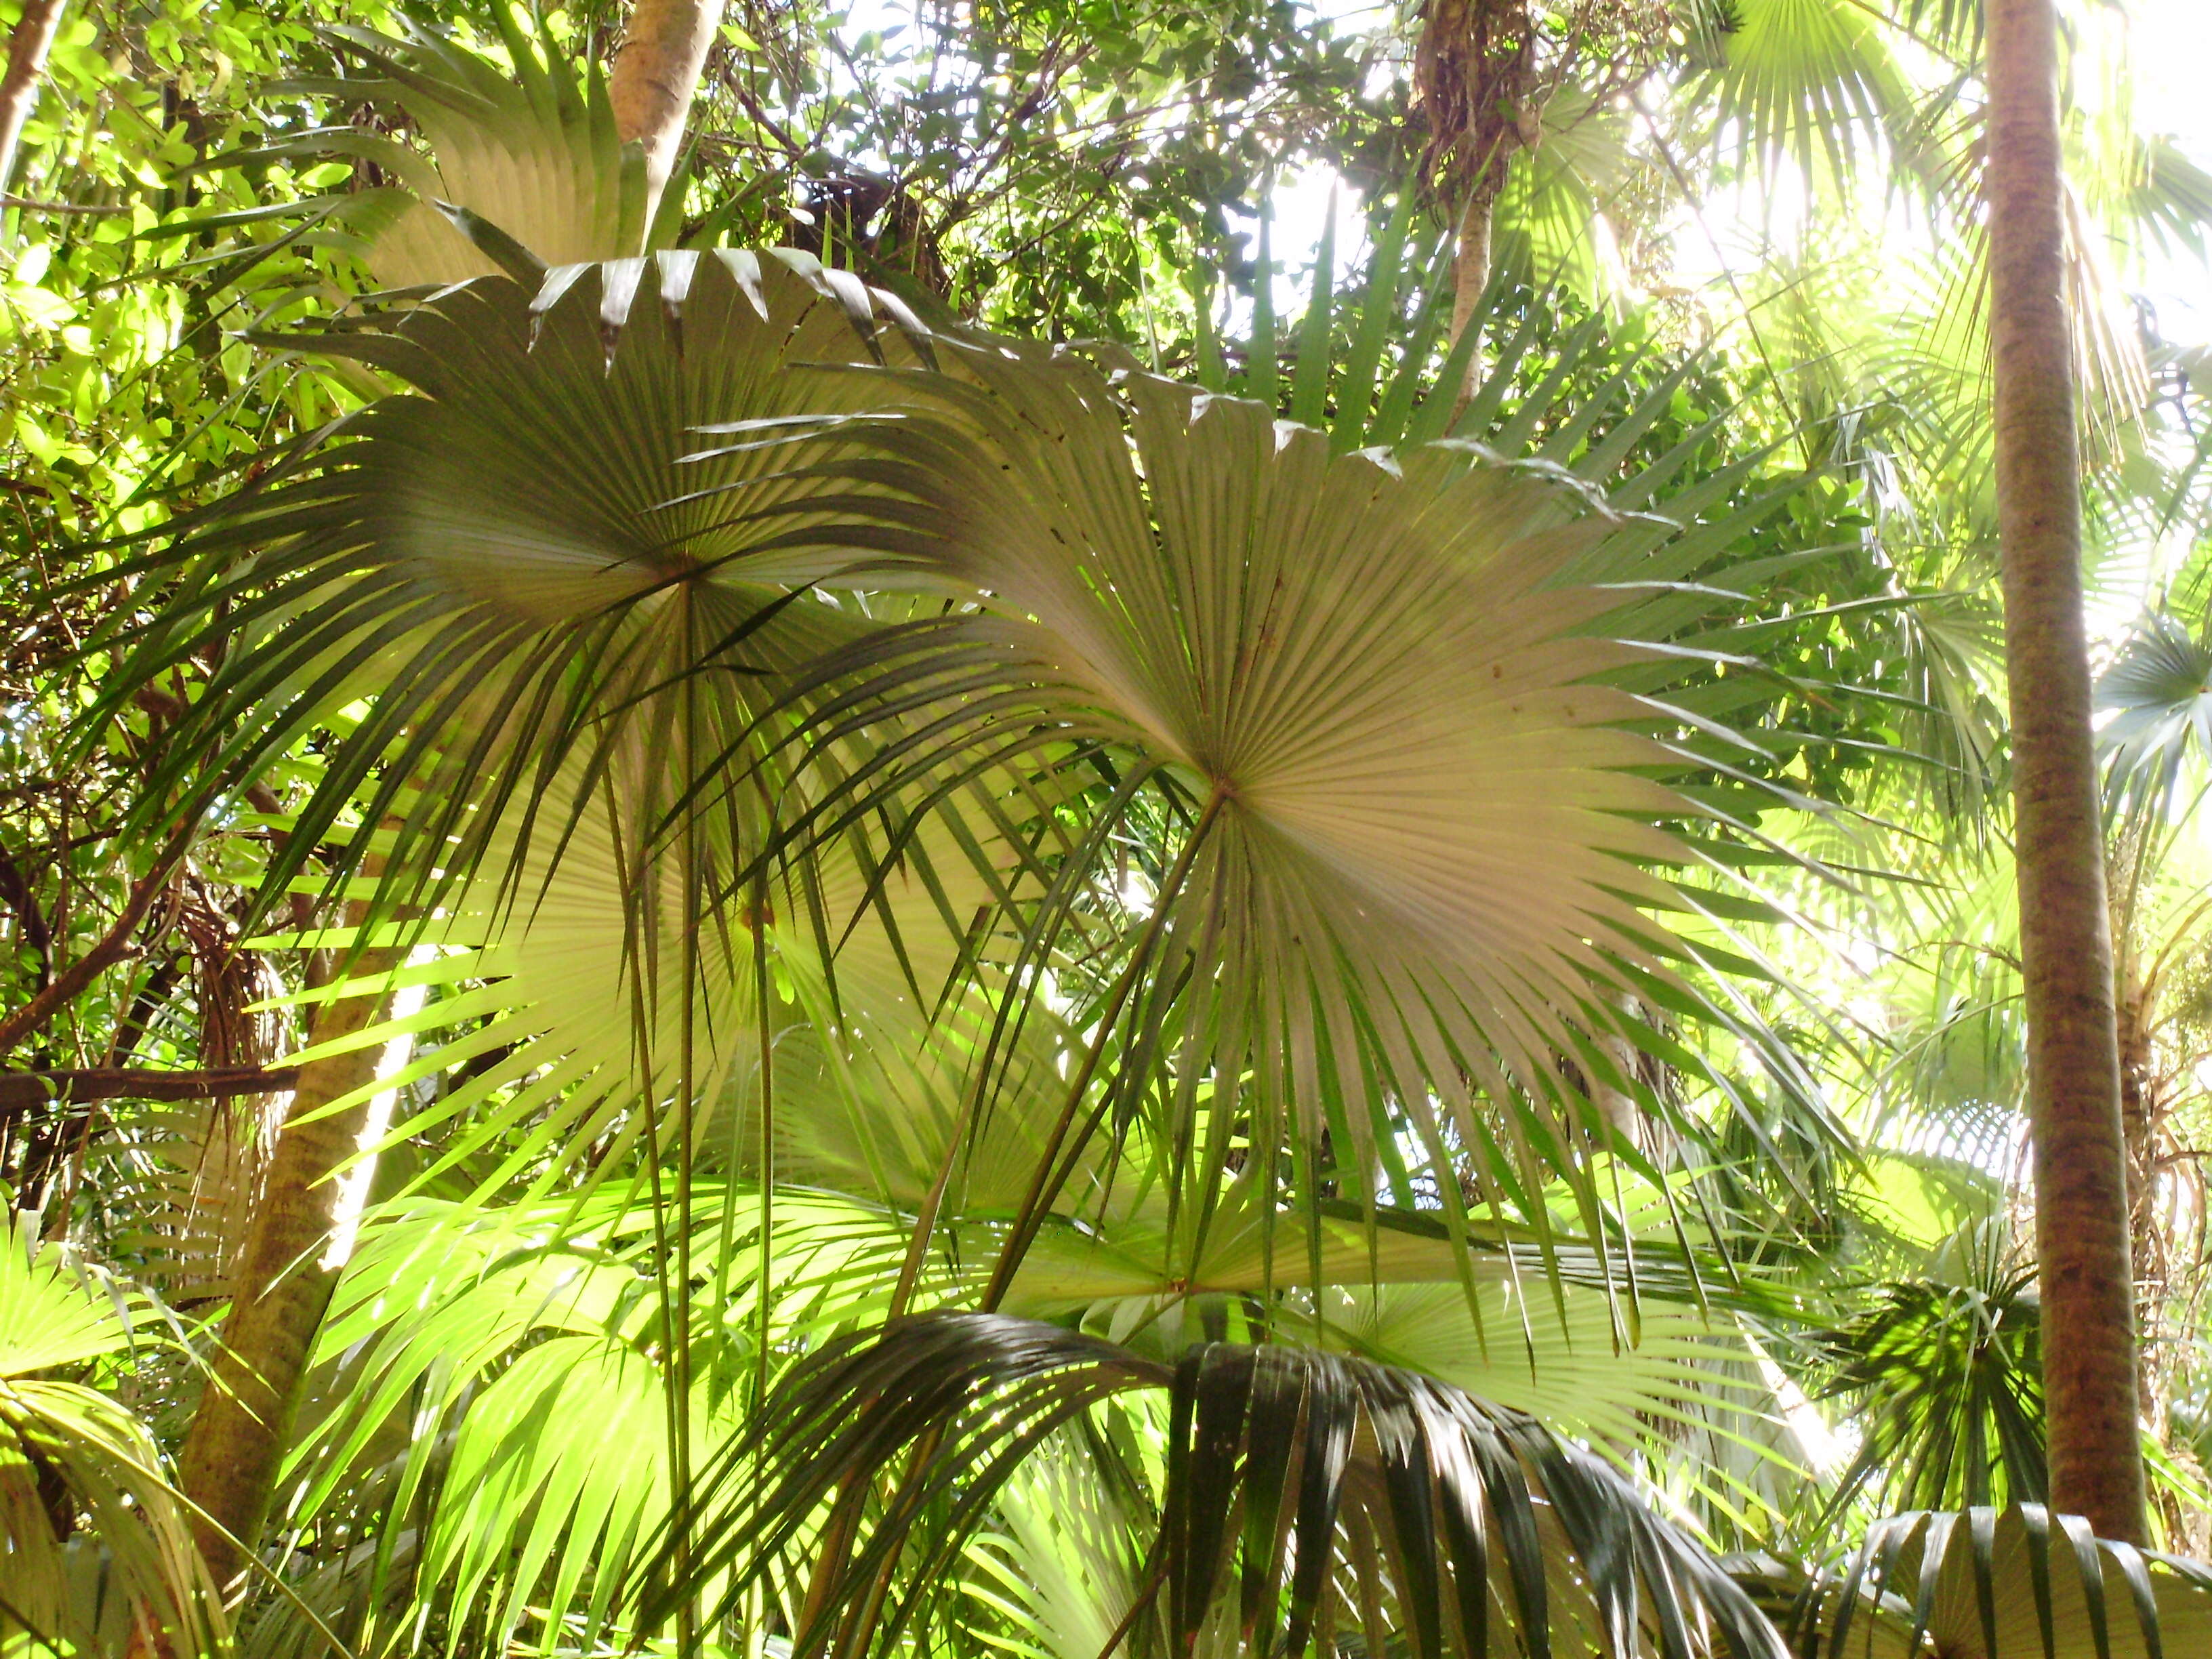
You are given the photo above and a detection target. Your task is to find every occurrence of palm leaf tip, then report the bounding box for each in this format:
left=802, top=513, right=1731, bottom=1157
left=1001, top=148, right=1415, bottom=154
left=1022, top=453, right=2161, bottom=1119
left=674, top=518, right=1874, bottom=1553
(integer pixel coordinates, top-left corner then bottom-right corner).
left=663, top=1312, right=1789, bottom=1659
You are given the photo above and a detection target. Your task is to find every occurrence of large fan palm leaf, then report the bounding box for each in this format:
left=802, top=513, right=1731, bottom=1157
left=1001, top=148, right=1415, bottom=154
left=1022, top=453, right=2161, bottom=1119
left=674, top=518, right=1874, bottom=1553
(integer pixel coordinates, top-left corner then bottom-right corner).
left=708, top=335, right=1805, bottom=1268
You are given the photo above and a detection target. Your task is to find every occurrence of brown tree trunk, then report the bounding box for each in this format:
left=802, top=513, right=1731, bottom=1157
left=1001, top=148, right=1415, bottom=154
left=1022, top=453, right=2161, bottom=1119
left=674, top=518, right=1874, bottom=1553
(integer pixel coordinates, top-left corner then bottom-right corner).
left=1417, top=0, right=1525, bottom=401
left=608, top=0, right=724, bottom=209
left=1988, top=0, right=2148, bottom=1544
left=178, top=943, right=401, bottom=1589
left=0, top=0, right=65, bottom=197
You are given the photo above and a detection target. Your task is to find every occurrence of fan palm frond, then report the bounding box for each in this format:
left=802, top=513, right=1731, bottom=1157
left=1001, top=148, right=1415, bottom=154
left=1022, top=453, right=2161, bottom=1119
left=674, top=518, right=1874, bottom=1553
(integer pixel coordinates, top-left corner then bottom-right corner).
left=1813, top=1220, right=2046, bottom=1520
left=716, top=335, right=1824, bottom=1277
left=1699, top=0, right=1916, bottom=190
left=196, top=14, right=673, bottom=291
left=2096, top=612, right=2212, bottom=826
left=84, top=250, right=932, bottom=938
left=274, top=1185, right=907, bottom=1655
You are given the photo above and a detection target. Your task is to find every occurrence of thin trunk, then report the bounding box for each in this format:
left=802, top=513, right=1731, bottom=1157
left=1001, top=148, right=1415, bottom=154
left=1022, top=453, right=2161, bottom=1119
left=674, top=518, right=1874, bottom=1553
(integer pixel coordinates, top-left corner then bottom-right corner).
left=1988, top=0, right=2148, bottom=1544
left=0, top=0, right=64, bottom=197
left=2114, top=981, right=2159, bottom=1423
left=608, top=0, right=724, bottom=209
left=1450, top=182, right=1497, bottom=367
left=178, top=941, right=401, bottom=1588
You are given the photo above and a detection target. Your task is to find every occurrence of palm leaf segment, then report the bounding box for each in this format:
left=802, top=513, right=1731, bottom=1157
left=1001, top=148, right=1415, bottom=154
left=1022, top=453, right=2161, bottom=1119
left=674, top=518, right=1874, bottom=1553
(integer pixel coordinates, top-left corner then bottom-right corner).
left=667, top=1311, right=1788, bottom=1659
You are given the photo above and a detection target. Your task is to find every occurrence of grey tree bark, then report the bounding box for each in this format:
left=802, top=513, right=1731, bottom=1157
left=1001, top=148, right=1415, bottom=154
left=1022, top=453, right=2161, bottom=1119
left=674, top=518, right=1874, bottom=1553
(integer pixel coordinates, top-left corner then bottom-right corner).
left=608, top=0, right=724, bottom=209
left=0, top=0, right=66, bottom=197
left=1987, top=0, right=2148, bottom=1545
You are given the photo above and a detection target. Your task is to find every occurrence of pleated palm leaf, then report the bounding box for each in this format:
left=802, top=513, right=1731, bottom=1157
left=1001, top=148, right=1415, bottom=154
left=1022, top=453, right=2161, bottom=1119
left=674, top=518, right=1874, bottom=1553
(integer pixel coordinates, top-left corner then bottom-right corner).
left=1692, top=0, right=1919, bottom=190
left=266, top=1186, right=910, bottom=1657
left=87, top=249, right=938, bottom=943
left=2095, top=612, right=2212, bottom=830
left=258, top=730, right=1038, bottom=1212
left=1811, top=1221, right=2047, bottom=1521
left=689, top=329, right=1828, bottom=1282
left=250, top=991, right=1798, bottom=1651
left=197, top=14, right=676, bottom=291
left=91, top=242, right=1835, bottom=1292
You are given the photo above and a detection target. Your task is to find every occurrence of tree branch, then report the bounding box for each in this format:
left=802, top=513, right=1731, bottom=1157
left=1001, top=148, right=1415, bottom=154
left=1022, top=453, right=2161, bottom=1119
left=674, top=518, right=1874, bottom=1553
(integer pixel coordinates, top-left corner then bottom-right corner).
left=0, top=819, right=194, bottom=1057
left=0, top=1066, right=298, bottom=1114
left=0, top=0, right=67, bottom=197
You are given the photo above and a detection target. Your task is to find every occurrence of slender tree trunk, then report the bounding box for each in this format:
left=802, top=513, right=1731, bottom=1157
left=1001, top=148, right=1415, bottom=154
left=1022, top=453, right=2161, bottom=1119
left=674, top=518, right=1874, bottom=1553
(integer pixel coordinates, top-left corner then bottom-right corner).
left=608, top=0, right=724, bottom=209
left=1988, top=0, right=2148, bottom=1544
left=178, top=943, right=401, bottom=1589
left=0, top=0, right=64, bottom=197
left=1450, top=182, right=1498, bottom=352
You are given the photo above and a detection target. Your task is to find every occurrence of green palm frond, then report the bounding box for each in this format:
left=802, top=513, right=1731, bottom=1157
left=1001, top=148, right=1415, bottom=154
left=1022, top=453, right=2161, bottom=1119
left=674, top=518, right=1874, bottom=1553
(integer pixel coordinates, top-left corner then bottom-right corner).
left=276, top=1187, right=906, bottom=1655
left=194, top=15, right=673, bottom=291
left=658, top=1311, right=1790, bottom=1659
left=1492, top=86, right=1639, bottom=302
left=0, top=1229, right=225, bottom=1656
left=958, top=1444, right=1152, bottom=1659
left=1751, top=1504, right=2212, bottom=1658
left=1698, top=0, right=1916, bottom=189
left=2096, top=612, right=2212, bottom=823
left=1812, top=1221, right=2045, bottom=1520
left=1279, top=1279, right=1768, bottom=1456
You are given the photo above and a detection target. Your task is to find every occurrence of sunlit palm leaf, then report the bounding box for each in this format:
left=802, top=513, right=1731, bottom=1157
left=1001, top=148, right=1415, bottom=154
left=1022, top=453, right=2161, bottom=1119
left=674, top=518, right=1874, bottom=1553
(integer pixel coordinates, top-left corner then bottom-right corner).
left=277, top=1187, right=907, bottom=1654
left=202, top=15, right=667, bottom=289
left=0, top=1230, right=225, bottom=1655
left=1698, top=0, right=1915, bottom=188
left=1811, top=1221, right=2045, bottom=1519
left=87, top=250, right=932, bottom=935
left=2095, top=612, right=2212, bottom=824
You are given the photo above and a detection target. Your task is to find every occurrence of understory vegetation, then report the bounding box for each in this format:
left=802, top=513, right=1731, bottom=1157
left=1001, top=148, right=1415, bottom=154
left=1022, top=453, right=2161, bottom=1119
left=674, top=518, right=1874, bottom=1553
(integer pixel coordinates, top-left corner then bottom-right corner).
left=5, top=0, right=2212, bottom=1654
